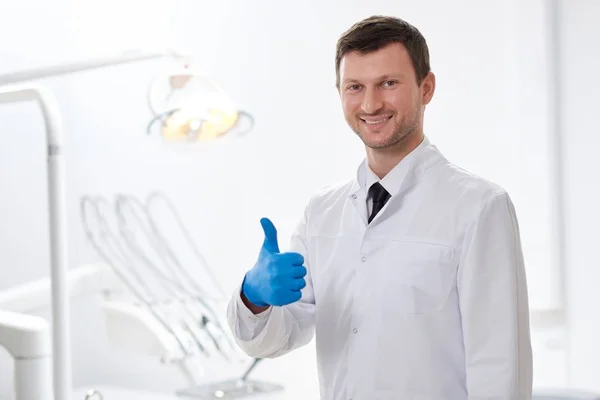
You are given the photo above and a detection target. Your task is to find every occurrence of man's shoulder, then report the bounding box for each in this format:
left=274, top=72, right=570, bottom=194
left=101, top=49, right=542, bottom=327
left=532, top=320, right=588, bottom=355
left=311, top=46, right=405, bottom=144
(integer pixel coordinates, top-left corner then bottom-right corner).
left=437, top=161, right=511, bottom=208
left=422, top=144, right=510, bottom=202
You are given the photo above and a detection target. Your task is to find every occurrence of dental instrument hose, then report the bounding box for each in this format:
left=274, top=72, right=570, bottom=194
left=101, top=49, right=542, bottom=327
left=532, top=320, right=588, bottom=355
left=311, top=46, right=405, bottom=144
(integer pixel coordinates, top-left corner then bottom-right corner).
left=79, top=191, right=252, bottom=384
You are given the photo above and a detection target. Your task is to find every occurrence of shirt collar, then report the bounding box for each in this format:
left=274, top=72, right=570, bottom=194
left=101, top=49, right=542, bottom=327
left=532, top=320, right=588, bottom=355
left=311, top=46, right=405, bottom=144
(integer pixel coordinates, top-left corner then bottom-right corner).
left=361, top=135, right=431, bottom=197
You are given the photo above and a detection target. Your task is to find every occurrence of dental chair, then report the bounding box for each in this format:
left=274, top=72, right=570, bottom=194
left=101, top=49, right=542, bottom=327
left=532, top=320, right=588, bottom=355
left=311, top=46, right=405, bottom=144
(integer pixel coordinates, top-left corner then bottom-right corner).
left=0, top=310, right=52, bottom=400
left=0, top=264, right=283, bottom=400
left=0, top=305, right=180, bottom=400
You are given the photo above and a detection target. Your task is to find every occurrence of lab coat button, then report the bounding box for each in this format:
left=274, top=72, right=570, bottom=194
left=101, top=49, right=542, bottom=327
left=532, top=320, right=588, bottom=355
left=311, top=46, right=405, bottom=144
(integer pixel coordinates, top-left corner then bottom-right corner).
left=361, top=256, right=366, bottom=262
left=351, top=194, right=357, bottom=199
left=352, top=328, right=358, bottom=334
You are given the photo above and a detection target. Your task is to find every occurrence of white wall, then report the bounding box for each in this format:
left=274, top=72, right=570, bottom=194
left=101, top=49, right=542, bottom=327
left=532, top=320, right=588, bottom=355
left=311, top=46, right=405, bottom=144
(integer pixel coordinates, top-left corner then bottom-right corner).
left=0, top=0, right=577, bottom=397
left=560, top=0, right=600, bottom=392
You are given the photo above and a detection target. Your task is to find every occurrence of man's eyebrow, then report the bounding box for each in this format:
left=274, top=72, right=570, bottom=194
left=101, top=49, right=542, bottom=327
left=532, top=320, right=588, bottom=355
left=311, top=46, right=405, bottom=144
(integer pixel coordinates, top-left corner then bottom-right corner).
left=377, top=74, right=407, bottom=81
left=342, top=74, right=407, bottom=84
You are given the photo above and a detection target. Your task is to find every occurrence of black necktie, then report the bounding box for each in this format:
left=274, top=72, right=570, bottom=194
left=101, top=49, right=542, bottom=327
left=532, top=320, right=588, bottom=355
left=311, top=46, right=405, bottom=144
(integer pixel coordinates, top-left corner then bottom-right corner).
left=368, top=182, right=391, bottom=224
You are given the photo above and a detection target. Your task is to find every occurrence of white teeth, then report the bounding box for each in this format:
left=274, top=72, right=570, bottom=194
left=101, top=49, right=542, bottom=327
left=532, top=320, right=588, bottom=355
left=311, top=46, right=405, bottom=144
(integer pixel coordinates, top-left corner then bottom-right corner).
left=363, top=117, right=389, bottom=124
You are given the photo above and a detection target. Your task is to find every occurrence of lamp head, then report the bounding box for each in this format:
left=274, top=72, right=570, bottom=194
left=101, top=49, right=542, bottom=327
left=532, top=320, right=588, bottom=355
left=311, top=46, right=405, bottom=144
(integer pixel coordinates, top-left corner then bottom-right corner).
left=147, top=65, right=253, bottom=142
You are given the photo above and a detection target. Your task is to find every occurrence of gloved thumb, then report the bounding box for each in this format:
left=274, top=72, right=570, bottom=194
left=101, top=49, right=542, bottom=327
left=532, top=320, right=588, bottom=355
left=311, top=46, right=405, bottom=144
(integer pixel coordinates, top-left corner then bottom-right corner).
left=260, top=217, right=280, bottom=253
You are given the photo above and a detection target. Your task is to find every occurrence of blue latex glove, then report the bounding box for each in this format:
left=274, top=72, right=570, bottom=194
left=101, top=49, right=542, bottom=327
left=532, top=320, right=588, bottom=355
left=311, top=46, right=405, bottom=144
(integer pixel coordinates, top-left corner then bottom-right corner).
left=242, top=218, right=307, bottom=307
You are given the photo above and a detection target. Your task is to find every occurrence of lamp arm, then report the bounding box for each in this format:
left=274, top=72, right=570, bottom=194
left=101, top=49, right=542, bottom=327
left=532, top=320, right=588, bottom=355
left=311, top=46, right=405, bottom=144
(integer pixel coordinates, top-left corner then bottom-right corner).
left=0, top=48, right=189, bottom=400
left=0, top=85, right=69, bottom=400
left=0, top=48, right=188, bottom=86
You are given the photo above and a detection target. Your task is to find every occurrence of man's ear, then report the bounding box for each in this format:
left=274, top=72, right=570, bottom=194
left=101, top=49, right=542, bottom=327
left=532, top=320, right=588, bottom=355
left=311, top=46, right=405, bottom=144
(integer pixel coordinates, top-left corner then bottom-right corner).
left=421, top=72, right=436, bottom=105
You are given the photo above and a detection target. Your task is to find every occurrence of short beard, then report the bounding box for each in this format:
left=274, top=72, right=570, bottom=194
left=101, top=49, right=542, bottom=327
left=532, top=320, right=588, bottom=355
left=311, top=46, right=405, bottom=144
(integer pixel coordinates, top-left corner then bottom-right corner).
left=353, top=110, right=421, bottom=149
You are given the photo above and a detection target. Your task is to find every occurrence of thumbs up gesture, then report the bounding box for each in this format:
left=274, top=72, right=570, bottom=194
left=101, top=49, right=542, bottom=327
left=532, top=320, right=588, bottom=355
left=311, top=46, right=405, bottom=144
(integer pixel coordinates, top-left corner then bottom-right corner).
left=242, top=218, right=307, bottom=307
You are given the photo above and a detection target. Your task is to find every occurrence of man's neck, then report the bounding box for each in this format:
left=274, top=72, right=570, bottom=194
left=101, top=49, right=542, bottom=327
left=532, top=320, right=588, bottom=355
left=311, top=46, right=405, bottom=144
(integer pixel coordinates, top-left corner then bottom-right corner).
left=366, top=131, right=425, bottom=179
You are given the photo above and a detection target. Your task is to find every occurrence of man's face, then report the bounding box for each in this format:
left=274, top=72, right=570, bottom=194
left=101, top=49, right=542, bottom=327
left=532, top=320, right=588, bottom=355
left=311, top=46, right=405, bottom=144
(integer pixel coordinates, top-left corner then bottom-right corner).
left=339, top=42, right=434, bottom=149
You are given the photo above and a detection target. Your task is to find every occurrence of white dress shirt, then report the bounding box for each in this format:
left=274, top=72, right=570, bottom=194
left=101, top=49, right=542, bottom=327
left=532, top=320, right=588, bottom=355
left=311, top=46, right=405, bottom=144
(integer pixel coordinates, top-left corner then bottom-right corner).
left=227, top=137, right=533, bottom=400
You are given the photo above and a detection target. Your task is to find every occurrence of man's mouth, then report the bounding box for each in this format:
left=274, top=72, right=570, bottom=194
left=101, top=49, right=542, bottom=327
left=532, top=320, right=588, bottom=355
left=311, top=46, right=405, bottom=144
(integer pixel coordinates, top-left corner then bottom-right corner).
left=360, top=115, right=393, bottom=127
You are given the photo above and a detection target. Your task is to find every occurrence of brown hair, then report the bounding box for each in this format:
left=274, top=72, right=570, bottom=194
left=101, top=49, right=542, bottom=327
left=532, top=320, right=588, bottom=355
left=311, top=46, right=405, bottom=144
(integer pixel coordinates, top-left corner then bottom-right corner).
left=335, top=15, right=431, bottom=88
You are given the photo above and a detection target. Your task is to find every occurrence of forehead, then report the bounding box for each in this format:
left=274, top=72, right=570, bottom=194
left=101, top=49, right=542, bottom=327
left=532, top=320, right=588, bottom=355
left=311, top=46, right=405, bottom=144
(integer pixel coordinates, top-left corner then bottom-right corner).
left=339, top=42, right=414, bottom=83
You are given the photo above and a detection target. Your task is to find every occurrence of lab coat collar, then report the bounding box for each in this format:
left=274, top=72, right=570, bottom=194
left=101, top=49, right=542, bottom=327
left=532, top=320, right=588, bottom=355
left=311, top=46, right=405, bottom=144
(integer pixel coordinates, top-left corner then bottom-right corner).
left=363, top=136, right=431, bottom=196
left=352, top=135, right=431, bottom=195
left=349, top=136, right=445, bottom=225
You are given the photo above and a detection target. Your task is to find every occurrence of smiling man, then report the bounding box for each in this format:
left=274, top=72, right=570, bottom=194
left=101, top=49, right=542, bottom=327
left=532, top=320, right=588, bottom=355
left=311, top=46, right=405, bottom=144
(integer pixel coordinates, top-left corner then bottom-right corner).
left=227, top=15, right=533, bottom=400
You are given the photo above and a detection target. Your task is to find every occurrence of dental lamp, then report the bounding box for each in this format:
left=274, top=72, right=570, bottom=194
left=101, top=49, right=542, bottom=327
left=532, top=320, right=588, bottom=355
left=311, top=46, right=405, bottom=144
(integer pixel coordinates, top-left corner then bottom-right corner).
left=0, top=48, right=252, bottom=400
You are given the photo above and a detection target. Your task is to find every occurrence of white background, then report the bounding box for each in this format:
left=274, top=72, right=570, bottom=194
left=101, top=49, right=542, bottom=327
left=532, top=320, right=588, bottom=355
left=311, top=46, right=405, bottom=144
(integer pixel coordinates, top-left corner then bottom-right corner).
left=0, top=0, right=598, bottom=398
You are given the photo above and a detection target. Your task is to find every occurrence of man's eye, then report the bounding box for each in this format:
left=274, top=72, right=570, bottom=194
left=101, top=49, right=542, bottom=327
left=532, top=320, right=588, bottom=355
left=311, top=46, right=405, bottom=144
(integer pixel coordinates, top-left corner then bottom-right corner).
left=383, top=80, right=397, bottom=88
left=347, top=85, right=361, bottom=91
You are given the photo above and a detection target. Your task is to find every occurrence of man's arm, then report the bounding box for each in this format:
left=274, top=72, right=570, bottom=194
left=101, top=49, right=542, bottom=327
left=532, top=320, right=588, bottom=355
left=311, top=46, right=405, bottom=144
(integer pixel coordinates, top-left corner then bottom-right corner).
left=226, top=201, right=316, bottom=359
left=457, top=191, right=533, bottom=400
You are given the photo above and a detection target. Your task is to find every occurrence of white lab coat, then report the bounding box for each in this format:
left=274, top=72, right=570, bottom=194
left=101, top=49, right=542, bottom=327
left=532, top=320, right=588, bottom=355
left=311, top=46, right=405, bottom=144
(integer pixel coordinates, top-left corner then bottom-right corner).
left=227, top=138, right=533, bottom=400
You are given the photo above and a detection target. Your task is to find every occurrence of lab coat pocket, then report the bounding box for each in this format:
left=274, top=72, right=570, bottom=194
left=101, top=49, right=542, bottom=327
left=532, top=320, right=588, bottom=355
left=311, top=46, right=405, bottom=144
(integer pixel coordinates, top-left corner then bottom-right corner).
left=385, top=240, right=457, bottom=314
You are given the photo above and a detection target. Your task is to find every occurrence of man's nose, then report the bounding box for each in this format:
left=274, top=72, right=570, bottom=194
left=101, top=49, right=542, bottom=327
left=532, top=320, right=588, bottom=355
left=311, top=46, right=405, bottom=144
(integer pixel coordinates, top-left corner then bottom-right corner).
left=361, top=87, right=384, bottom=114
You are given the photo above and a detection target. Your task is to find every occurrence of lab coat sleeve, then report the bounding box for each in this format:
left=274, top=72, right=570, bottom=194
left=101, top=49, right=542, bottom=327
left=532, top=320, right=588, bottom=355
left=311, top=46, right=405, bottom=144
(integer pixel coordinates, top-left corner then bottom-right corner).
left=457, top=191, right=533, bottom=400
left=226, top=201, right=316, bottom=359
left=230, top=289, right=272, bottom=341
